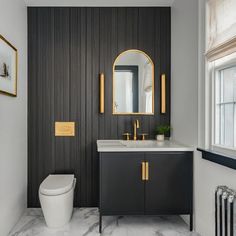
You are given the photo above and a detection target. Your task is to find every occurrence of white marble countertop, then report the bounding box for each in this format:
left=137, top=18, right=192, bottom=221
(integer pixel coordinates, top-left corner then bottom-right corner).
left=97, top=140, right=194, bottom=152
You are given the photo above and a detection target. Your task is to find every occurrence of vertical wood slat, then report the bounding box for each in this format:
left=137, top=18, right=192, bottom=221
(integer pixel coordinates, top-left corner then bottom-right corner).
left=28, top=7, right=38, bottom=207
left=105, top=9, right=113, bottom=139
left=37, top=8, right=55, bottom=188
left=70, top=7, right=81, bottom=206
left=151, top=8, right=161, bottom=135
left=160, top=8, right=171, bottom=134
left=91, top=8, right=100, bottom=205
left=110, top=8, right=118, bottom=139
left=28, top=7, right=171, bottom=207
left=54, top=8, right=70, bottom=173
left=116, top=8, right=129, bottom=138
left=86, top=7, right=93, bottom=205
left=79, top=8, right=87, bottom=205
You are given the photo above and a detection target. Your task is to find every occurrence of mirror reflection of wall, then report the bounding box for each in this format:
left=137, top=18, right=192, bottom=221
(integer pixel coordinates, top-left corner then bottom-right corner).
left=113, top=50, right=154, bottom=115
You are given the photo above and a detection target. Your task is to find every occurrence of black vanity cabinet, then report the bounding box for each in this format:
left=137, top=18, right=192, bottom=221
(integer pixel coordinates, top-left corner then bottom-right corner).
left=99, top=151, right=193, bottom=233
left=145, top=152, right=193, bottom=215
left=99, top=153, right=145, bottom=214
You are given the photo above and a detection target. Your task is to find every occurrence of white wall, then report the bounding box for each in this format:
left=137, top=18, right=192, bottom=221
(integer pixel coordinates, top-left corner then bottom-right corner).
left=195, top=1, right=236, bottom=235
left=171, top=0, right=198, bottom=146
left=172, top=0, right=236, bottom=235
left=171, top=0, right=198, bottom=227
left=0, top=0, right=27, bottom=235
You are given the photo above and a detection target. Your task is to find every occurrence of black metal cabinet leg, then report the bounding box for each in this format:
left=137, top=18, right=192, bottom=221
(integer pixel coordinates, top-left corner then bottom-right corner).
left=190, top=213, right=193, bottom=231
left=99, top=214, right=102, bottom=233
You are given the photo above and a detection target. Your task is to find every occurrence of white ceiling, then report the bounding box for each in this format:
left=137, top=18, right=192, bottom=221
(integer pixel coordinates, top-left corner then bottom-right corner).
left=25, top=0, right=175, bottom=7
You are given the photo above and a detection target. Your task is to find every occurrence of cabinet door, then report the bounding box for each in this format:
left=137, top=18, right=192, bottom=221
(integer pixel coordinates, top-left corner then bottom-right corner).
left=145, top=152, right=193, bottom=214
left=100, top=152, right=145, bottom=215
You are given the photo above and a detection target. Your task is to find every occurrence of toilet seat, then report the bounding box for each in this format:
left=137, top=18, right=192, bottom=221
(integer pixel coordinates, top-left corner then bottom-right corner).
left=40, top=174, right=75, bottom=196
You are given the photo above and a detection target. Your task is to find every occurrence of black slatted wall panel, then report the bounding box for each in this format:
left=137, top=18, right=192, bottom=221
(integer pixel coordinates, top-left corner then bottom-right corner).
left=28, top=7, right=171, bottom=207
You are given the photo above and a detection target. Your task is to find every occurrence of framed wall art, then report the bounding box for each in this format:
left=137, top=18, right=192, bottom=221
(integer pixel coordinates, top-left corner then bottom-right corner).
left=0, top=35, right=17, bottom=96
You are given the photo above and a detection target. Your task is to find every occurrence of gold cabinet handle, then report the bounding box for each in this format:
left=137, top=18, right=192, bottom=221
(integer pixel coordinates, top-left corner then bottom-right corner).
left=142, top=162, right=146, bottom=181
left=145, top=162, right=149, bottom=180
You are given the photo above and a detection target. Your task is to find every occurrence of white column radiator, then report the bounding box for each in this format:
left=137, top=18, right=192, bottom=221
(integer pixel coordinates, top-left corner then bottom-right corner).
left=215, top=186, right=236, bottom=236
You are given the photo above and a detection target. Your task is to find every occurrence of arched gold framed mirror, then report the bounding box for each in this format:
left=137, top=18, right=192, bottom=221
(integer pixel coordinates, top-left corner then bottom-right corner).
left=112, top=49, right=154, bottom=115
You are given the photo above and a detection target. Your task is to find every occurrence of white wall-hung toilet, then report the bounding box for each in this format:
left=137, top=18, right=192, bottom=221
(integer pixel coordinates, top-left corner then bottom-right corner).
left=39, top=174, right=76, bottom=228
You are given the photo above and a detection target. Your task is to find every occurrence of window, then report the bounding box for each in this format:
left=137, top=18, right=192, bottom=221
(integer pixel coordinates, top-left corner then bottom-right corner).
left=206, top=0, right=236, bottom=155
left=214, top=64, right=236, bottom=149
left=209, top=53, right=236, bottom=155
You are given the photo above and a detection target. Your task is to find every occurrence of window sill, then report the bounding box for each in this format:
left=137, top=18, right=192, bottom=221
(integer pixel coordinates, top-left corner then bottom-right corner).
left=197, top=148, right=236, bottom=170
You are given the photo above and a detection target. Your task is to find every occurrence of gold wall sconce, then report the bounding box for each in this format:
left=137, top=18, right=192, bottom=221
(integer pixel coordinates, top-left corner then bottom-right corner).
left=99, top=73, right=105, bottom=114
left=161, top=74, right=166, bottom=114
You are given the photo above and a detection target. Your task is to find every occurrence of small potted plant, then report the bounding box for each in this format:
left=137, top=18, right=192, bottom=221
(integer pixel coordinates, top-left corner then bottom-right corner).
left=155, top=124, right=171, bottom=141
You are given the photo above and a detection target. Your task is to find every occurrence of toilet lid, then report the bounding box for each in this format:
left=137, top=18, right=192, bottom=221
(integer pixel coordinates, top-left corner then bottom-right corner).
left=39, top=174, right=74, bottom=196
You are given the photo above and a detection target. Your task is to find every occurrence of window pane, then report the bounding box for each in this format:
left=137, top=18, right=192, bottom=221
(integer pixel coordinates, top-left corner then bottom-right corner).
left=220, top=104, right=225, bottom=145
left=215, top=70, right=220, bottom=104
left=215, top=66, right=236, bottom=149
left=215, top=104, right=220, bottom=144
left=224, top=104, right=234, bottom=147
left=222, top=67, right=236, bottom=103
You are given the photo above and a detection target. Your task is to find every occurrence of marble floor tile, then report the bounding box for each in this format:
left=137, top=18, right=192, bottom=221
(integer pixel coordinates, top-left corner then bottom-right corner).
left=10, top=208, right=200, bottom=236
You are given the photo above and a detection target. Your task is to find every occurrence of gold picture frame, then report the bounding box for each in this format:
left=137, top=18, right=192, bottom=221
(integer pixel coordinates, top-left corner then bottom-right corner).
left=0, top=35, right=18, bottom=96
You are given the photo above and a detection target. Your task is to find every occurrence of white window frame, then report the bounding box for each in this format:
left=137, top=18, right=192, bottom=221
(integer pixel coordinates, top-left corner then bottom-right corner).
left=209, top=55, right=236, bottom=156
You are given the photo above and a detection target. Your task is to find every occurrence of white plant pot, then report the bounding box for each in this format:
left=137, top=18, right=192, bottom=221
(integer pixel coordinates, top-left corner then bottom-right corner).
left=156, top=134, right=164, bottom=142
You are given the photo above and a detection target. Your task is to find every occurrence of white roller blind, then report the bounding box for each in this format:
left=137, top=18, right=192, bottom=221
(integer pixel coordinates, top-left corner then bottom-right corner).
left=206, top=0, right=236, bottom=60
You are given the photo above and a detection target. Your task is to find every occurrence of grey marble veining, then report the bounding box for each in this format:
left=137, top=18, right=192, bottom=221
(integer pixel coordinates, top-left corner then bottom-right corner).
left=10, top=208, right=200, bottom=236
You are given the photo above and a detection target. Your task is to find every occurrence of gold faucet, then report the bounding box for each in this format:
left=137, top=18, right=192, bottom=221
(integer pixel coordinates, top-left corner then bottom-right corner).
left=133, top=120, right=140, bottom=141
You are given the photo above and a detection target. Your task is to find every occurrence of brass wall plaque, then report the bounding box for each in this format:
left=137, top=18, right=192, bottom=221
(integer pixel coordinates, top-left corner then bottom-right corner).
left=55, top=122, right=75, bottom=136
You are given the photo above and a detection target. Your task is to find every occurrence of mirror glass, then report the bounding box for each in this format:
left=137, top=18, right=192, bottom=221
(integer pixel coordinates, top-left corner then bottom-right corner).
left=113, top=50, right=154, bottom=115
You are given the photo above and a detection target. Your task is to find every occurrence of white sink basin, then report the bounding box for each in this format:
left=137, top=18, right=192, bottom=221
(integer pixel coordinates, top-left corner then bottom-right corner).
left=97, top=140, right=125, bottom=147
left=121, top=140, right=165, bottom=148
left=97, top=140, right=194, bottom=152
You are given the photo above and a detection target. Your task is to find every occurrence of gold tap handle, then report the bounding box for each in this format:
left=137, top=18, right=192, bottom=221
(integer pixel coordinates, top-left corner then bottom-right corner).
left=142, top=162, right=146, bottom=181
left=123, top=133, right=131, bottom=140
left=145, top=162, right=149, bottom=180
left=141, top=133, right=148, bottom=140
